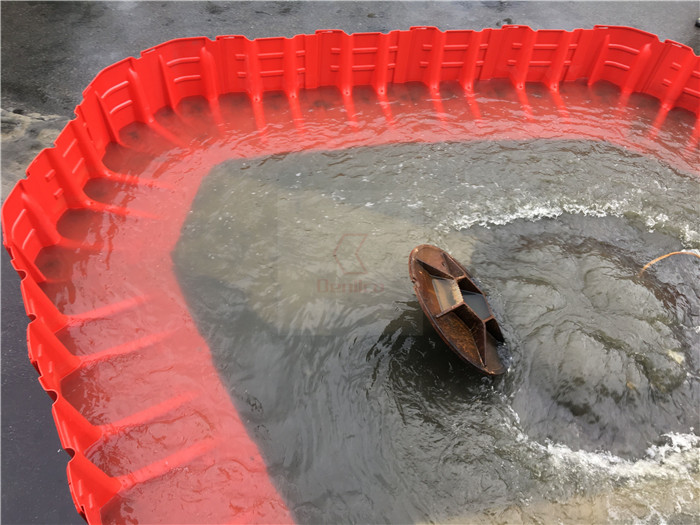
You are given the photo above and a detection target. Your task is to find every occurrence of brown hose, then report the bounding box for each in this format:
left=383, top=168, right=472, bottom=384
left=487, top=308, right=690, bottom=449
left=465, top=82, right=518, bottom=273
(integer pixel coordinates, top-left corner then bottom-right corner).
left=638, top=251, right=700, bottom=277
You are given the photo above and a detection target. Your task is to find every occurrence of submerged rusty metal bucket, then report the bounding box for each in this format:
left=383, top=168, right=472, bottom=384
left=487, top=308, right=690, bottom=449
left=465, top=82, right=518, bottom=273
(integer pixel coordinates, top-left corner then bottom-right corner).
left=409, top=244, right=507, bottom=375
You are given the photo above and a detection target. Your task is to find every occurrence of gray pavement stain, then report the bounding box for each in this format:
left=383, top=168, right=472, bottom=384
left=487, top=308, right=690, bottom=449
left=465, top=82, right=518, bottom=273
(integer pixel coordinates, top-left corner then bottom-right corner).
left=1, top=2, right=698, bottom=523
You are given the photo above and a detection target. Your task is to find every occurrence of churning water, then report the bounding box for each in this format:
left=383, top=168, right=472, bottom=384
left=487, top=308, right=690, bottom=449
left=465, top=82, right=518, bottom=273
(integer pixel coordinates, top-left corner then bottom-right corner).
left=174, top=138, right=699, bottom=523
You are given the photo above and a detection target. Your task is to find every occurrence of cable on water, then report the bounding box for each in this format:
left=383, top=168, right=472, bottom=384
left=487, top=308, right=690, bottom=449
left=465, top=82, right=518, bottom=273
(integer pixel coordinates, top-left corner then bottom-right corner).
left=638, top=251, right=700, bottom=277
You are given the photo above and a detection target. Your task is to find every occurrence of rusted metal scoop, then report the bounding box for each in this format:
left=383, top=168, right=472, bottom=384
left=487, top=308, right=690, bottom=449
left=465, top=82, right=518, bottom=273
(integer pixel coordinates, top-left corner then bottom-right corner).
left=409, top=244, right=507, bottom=375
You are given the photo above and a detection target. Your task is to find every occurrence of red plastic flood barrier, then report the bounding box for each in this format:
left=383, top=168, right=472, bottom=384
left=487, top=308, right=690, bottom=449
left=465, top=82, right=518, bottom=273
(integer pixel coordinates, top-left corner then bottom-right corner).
left=2, top=26, right=699, bottom=524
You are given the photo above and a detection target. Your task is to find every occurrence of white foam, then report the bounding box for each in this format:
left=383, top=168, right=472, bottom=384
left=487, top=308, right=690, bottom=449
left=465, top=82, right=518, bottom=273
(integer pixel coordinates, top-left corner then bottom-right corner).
left=444, top=199, right=700, bottom=252
left=501, top=405, right=699, bottom=484
left=527, top=427, right=698, bottom=485
left=446, top=199, right=634, bottom=231
left=645, top=432, right=700, bottom=460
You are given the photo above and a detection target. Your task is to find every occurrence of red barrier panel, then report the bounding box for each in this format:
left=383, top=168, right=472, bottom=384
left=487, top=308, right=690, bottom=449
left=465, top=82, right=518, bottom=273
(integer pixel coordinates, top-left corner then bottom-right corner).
left=2, top=26, right=698, bottom=524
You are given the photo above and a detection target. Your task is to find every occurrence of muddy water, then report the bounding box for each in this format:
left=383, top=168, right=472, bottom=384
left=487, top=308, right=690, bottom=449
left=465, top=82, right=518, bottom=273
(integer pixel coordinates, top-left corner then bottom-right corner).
left=173, top=139, right=699, bottom=523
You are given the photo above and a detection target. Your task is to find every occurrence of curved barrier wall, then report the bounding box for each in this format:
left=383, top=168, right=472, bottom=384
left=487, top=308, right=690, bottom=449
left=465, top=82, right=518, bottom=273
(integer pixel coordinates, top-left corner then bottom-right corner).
left=2, top=26, right=699, bottom=524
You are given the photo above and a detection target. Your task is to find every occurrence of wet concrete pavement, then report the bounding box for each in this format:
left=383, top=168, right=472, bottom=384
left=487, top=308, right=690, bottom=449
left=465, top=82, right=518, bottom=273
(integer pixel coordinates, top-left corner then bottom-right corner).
left=3, top=1, right=698, bottom=118
left=1, top=2, right=698, bottom=523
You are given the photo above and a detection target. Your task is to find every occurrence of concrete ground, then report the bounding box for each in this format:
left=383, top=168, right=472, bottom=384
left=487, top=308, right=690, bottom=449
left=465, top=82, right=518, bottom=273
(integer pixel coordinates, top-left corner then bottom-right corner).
left=1, top=2, right=698, bottom=523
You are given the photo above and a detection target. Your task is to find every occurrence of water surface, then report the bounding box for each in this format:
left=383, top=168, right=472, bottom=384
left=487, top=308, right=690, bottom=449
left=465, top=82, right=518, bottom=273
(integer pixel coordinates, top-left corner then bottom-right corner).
left=174, top=139, right=699, bottom=523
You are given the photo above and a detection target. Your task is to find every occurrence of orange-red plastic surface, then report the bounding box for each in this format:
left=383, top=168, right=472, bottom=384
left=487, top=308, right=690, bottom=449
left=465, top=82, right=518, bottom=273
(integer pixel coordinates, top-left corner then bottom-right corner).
left=2, top=26, right=699, bottom=524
